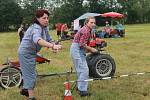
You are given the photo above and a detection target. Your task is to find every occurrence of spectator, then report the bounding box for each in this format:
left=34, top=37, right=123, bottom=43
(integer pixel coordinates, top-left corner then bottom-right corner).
left=102, top=21, right=112, bottom=37
left=55, top=23, right=62, bottom=39
left=115, top=21, right=125, bottom=37
left=18, top=24, right=25, bottom=43
left=61, top=23, right=69, bottom=39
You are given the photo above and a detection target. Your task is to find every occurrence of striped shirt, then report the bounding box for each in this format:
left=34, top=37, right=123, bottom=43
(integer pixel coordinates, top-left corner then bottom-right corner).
left=73, top=25, right=91, bottom=47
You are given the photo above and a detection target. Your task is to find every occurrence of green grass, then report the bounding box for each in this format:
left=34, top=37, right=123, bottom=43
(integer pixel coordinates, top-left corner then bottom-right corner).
left=0, top=24, right=150, bottom=100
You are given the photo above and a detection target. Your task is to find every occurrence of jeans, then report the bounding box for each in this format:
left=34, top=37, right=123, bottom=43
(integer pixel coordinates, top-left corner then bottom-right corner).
left=70, top=43, right=89, bottom=91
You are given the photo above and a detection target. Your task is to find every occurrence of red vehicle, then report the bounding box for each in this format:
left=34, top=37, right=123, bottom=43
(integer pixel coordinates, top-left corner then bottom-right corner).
left=0, top=54, right=50, bottom=89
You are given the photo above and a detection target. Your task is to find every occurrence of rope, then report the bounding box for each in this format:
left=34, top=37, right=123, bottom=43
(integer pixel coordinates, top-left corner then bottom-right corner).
left=68, top=71, right=150, bottom=92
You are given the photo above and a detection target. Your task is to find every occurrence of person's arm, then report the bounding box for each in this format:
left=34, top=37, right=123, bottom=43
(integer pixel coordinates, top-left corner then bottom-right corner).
left=37, top=38, right=62, bottom=50
left=37, top=38, right=54, bottom=48
left=32, top=27, right=61, bottom=50
left=61, top=25, right=65, bottom=34
left=17, top=28, right=21, bottom=36
left=84, top=45, right=97, bottom=53
left=65, top=26, right=69, bottom=32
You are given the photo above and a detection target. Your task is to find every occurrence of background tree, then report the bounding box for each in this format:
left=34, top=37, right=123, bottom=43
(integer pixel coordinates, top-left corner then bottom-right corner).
left=50, top=0, right=85, bottom=27
left=0, top=0, right=22, bottom=31
left=17, top=0, right=48, bottom=24
left=118, top=0, right=150, bottom=23
left=0, top=0, right=150, bottom=31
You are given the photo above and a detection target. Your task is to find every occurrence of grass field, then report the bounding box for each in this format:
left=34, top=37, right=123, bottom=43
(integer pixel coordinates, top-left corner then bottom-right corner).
left=0, top=24, right=150, bottom=100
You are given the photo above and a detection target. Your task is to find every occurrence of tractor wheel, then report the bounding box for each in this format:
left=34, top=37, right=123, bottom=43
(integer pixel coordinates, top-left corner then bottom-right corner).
left=0, top=66, right=22, bottom=89
left=86, top=53, right=99, bottom=76
left=86, top=54, right=116, bottom=78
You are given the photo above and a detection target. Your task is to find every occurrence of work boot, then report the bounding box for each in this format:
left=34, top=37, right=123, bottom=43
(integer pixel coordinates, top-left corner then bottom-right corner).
left=79, top=91, right=91, bottom=97
left=20, top=89, right=29, bottom=97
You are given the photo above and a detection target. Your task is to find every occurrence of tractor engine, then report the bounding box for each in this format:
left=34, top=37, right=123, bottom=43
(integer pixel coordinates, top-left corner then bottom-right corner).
left=88, top=38, right=107, bottom=50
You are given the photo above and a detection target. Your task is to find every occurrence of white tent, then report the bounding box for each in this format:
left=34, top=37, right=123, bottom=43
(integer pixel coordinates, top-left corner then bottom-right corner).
left=74, top=13, right=101, bottom=31
left=75, top=13, right=101, bottom=20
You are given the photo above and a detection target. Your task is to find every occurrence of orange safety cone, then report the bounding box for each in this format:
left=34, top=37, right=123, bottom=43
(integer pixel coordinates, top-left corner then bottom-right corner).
left=64, top=82, right=73, bottom=100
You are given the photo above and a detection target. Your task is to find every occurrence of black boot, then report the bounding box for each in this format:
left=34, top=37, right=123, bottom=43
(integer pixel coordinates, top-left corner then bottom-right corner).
left=20, top=89, right=29, bottom=97
left=79, top=91, right=91, bottom=97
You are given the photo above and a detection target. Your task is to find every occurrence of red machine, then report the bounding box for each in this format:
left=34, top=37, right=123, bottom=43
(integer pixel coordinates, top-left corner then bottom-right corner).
left=88, top=38, right=107, bottom=50
left=0, top=54, right=50, bottom=89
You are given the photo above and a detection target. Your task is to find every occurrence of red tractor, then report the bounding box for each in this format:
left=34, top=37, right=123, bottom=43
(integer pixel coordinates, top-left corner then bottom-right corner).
left=86, top=38, right=116, bottom=78
left=0, top=54, right=50, bottom=89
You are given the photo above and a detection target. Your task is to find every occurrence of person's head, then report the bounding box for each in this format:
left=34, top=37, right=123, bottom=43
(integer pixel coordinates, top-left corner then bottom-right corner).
left=105, top=21, right=110, bottom=27
left=105, top=21, right=108, bottom=24
left=64, top=24, right=67, bottom=27
left=33, top=9, right=50, bottom=27
left=84, top=17, right=96, bottom=29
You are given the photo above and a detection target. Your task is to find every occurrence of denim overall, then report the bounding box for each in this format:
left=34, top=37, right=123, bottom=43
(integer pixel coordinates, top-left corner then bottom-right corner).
left=18, top=23, right=52, bottom=89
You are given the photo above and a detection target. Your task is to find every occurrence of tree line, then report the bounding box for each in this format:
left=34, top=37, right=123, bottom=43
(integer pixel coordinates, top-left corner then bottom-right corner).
left=0, top=0, right=150, bottom=31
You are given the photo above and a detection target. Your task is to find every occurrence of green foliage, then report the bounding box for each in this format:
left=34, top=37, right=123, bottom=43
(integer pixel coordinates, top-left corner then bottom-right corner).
left=118, top=0, right=150, bottom=23
left=51, top=0, right=85, bottom=25
left=0, top=0, right=150, bottom=31
left=0, top=0, right=22, bottom=31
left=18, top=0, right=48, bottom=24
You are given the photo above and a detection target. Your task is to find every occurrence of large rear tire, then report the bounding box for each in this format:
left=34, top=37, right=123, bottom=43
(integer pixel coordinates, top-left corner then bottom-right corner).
left=86, top=53, right=116, bottom=78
